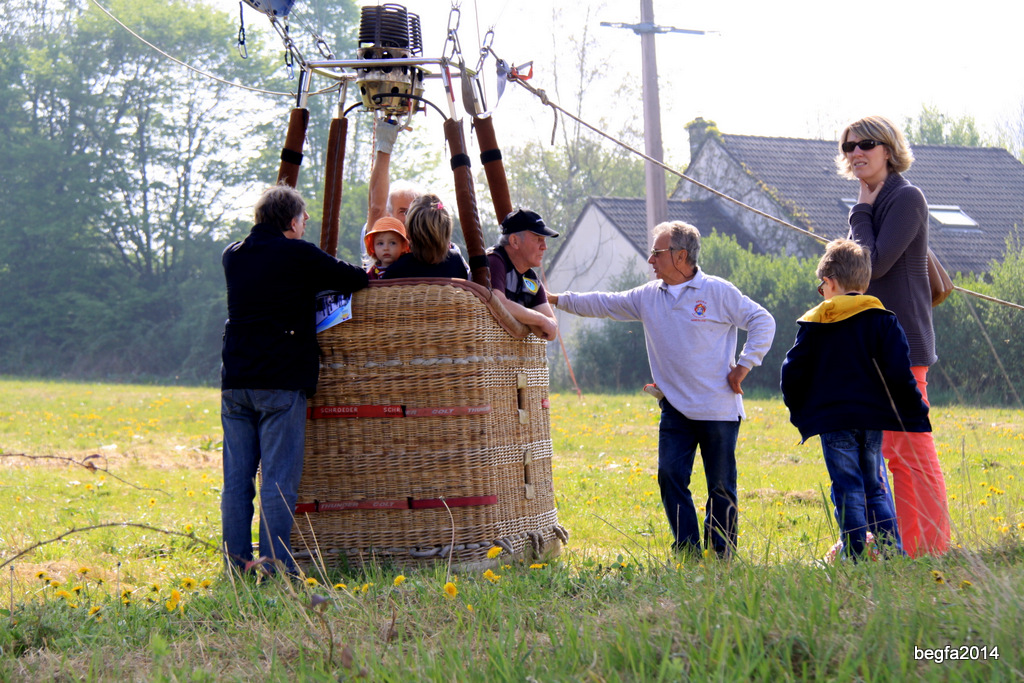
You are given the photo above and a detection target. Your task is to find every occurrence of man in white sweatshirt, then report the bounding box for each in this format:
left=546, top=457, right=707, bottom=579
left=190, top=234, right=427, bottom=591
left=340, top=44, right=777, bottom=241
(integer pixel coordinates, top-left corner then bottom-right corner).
left=549, top=221, right=775, bottom=559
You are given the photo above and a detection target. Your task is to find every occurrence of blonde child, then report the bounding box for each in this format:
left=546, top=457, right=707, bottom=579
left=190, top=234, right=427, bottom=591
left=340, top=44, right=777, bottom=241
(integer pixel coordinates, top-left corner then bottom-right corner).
left=781, top=239, right=929, bottom=560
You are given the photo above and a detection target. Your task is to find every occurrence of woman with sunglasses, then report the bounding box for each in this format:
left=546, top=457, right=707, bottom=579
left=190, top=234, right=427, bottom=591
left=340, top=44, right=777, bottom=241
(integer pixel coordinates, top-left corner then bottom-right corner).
left=836, top=115, right=950, bottom=558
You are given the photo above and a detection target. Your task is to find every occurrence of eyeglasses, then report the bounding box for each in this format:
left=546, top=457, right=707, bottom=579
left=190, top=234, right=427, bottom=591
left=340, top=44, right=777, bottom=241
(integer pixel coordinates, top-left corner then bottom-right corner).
left=841, top=139, right=883, bottom=154
left=649, top=247, right=674, bottom=258
left=817, top=279, right=828, bottom=296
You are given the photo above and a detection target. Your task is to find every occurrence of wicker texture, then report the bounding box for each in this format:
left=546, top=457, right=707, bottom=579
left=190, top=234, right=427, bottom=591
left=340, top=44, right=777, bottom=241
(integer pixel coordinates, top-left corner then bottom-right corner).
left=290, top=280, right=565, bottom=568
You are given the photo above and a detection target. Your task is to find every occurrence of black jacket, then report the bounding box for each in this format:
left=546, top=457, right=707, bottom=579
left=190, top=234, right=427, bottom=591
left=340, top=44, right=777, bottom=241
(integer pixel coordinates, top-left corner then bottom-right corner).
left=221, top=223, right=368, bottom=394
left=780, top=296, right=930, bottom=441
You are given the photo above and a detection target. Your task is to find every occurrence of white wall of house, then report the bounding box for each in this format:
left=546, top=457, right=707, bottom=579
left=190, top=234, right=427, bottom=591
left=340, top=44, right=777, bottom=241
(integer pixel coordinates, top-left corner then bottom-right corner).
left=545, top=204, right=648, bottom=345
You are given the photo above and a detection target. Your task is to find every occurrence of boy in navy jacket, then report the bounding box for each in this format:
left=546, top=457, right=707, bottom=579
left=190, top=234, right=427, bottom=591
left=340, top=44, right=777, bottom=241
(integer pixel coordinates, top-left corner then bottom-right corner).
left=781, top=239, right=929, bottom=559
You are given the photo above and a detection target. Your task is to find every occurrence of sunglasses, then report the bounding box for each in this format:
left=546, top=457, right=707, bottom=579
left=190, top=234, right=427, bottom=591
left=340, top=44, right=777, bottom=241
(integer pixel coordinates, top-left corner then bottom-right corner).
left=841, top=139, right=883, bottom=154
left=649, top=247, right=675, bottom=258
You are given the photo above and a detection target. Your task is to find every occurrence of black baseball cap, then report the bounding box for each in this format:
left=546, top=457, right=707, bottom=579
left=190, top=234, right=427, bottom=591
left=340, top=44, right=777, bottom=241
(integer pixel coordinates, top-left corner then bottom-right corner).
left=500, top=208, right=559, bottom=237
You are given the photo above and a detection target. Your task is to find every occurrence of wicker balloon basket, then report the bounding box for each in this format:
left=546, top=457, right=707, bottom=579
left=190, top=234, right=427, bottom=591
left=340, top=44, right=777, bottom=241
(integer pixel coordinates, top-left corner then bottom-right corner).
left=290, top=279, right=567, bottom=569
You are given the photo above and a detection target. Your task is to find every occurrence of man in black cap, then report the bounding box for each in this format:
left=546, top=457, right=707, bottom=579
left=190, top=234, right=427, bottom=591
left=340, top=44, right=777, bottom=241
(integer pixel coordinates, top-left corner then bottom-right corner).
left=488, top=208, right=559, bottom=341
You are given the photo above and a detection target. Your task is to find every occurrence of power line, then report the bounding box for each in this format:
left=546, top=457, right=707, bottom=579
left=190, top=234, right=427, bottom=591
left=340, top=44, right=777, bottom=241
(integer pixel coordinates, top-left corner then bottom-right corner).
left=507, top=74, right=1024, bottom=313
left=88, top=0, right=324, bottom=98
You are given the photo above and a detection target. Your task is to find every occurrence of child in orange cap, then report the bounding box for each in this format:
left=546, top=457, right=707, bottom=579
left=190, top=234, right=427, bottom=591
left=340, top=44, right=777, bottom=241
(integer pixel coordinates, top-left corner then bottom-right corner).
left=364, top=216, right=410, bottom=279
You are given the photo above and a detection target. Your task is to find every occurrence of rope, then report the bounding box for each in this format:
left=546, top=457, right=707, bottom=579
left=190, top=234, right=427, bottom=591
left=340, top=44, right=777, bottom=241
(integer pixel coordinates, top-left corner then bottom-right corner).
left=89, top=0, right=338, bottom=98
left=507, top=76, right=1024, bottom=313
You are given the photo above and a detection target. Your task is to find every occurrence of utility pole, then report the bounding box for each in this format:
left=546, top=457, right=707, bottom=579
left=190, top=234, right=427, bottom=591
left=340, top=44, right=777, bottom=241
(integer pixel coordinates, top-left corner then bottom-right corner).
left=602, top=1, right=713, bottom=241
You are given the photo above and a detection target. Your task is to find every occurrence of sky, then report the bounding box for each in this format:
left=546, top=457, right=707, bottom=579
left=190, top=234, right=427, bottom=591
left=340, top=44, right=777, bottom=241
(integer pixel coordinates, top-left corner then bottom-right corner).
left=307, top=0, right=1023, bottom=167
left=227, top=0, right=1024, bottom=168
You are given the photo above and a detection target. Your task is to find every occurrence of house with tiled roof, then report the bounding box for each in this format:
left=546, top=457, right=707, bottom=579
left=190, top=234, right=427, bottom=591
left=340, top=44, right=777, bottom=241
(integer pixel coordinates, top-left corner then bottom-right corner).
left=547, top=120, right=1024, bottom=341
left=677, top=120, right=1024, bottom=272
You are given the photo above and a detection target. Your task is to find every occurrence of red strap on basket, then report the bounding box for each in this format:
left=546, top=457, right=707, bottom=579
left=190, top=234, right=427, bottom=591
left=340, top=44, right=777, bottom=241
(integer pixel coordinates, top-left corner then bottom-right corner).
left=404, top=406, right=492, bottom=417
left=294, top=495, right=497, bottom=514
left=294, top=499, right=409, bottom=513
left=308, top=405, right=404, bottom=419
left=307, top=404, right=491, bottom=419
left=410, top=495, right=498, bottom=509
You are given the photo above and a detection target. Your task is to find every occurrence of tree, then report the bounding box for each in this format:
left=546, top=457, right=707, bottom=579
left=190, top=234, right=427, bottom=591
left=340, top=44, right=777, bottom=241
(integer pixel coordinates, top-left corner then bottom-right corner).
left=994, top=101, right=1024, bottom=163
left=500, top=7, right=648, bottom=245
left=0, top=0, right=298, bottom=381
left=904, top=105, right=984, bottom=146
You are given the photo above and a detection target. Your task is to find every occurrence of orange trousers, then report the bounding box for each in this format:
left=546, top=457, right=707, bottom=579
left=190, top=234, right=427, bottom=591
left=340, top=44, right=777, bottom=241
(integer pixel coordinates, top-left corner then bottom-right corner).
left=883, top=366, right=951, bottom=557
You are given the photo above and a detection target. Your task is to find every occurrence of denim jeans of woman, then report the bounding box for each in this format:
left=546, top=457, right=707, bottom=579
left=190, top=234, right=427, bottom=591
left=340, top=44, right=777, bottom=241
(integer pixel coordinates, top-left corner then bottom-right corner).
left=221, top=388, right=307, bottom=573
left=658, top=400, right=739, bottom=558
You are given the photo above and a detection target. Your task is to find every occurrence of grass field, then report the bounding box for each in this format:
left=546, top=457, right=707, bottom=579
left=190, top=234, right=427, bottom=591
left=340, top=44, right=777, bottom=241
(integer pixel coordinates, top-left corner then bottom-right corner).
left=1, top=378, right=1022, bottom=680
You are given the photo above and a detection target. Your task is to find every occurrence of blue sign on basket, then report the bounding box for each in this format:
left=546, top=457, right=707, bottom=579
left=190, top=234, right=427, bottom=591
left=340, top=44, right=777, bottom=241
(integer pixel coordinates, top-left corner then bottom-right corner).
left=315, top=291, right=353, bottom=333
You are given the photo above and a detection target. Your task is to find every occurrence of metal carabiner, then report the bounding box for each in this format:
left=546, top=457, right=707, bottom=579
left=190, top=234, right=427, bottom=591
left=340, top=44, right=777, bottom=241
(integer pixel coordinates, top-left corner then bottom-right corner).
left=283, top=48, right=294, bottom=80
left=475, top=28, right=494, bottom=74
left=314, top=35, right=333, bottom=59
left=236, top=2, right=248, bottom=59
left=446, top=5, right=461, bottom=35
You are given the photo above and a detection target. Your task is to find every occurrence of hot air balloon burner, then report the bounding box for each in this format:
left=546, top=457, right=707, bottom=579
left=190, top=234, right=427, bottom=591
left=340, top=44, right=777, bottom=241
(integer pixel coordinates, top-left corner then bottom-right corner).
left=356, top=3, right=425, bottom=115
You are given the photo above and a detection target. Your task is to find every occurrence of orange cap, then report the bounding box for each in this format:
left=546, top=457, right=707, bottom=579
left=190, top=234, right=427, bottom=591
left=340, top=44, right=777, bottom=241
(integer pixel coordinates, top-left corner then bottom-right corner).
left=364, top=216, right=410, bottom=258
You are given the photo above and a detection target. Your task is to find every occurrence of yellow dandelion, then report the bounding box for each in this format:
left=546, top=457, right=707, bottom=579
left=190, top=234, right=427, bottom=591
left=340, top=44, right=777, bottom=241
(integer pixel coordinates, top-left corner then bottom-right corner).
left=200, top=579, right=213, bottom=589
left=180, top=577, right=197, bottom=590
left=48, top=580, right=62, bottom=588
left=931, top=570, right=945, bottom=584
left=68, top=603, right=78, bottom=609
left=360, top=582, right=371, bottom=593
left=186, top=490, right=195, bottom=497
left=72, top=585, right=83, bottom=594
left=183, top=524, right=194, bottom=534
left=443, top=582, right=458, bottom=599
left=959, top=580, right=973, bottom=589
left=55, top=590, right=72, bottom=600
left=529, top=563, right=548, bottom=570
left=305, top=577, right=319, bottom=587
left=84, top=483, right=94, bottom=491
left=88, top=606, right=102, bottom=616
left=334, top=582, right=347, bottom=590
left=165, top=589, right=181, bottom=612
left=1000, top=526, right=1010, bottom=534
left=122, top=598, right=131, bottom=606
left=483, top=569, right=501, bottom=584
left=148, top=498, right=156, bottom=507
left=486, top=546, right=503, bottom=559
left=393, top=575, right=406, bottom=587
left=35, top=571, right=48, bottom=580
left=979, top=499, right=989, bottom=506
left=466, top=604, right=474, bottom=612
left=121, top=589, right=133, bottom=598
left=149, top=584, right=161, bottom=593
left=77, top=567, right=90, bottom=576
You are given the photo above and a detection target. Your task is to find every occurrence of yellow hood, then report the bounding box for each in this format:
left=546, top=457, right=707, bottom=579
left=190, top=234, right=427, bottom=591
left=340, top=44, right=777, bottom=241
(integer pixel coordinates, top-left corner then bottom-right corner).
left=799, top=294, right=886, bottom=323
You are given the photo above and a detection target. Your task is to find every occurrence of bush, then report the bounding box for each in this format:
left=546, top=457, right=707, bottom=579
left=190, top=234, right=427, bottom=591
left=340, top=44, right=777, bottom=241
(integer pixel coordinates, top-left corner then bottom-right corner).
left=551, top=230, right=1024, bottom=405
left=552, top=270, right=651, bottom=393
left=930, top=232, right=1024, bottom=405
left=552, top=233, right=820, bottom=395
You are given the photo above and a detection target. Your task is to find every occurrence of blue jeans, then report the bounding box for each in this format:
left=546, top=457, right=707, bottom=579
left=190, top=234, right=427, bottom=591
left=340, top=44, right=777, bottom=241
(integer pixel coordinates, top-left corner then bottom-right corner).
left=221, top=388, right=307, bottom=573
left=658, top=400, right=739, bottom=558
left=820, top=429, right=900, bottom=558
